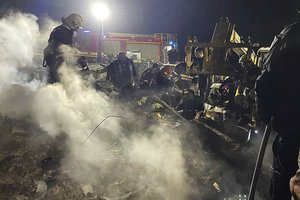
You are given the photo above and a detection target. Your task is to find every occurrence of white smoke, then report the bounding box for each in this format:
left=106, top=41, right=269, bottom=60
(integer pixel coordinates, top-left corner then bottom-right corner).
left=0, top=11, right=193, bottom=199
left=127, top=126, right=190, bottom=199
left=0, top=12, right=39, bottom=87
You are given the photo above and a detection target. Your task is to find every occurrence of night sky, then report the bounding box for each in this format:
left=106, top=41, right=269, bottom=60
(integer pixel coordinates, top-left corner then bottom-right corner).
left=1, top=0, right=300, bottom=57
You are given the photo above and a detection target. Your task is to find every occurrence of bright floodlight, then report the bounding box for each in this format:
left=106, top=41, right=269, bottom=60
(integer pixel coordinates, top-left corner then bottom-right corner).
left=92, top=2, right=110, bottom=20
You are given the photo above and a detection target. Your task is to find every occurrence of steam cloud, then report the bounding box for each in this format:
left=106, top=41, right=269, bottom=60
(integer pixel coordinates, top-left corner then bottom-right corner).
left=0, top=11, right=192, bottom=199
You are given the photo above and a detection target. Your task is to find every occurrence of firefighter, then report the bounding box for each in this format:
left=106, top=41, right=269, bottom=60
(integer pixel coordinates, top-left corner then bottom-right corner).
left=191, top=47, right=209, bottom=101
left=43, top=13, right=84, bottom=84
left=238, top=54, right=261, bottom=89
left=255, top=19, right=300, bottom=200
left=78, top=56, right=89, bottom=72
left=190, top=47, right=204, bottom=73
left=237, top=54, right=261, bottom=125
left=167, top=46, right=179, bottom=64
left=139, top=63, right=161, bottom=90
left=176, top=89, right=204, bottom=120
left=106, top=52, right=137, bottom=96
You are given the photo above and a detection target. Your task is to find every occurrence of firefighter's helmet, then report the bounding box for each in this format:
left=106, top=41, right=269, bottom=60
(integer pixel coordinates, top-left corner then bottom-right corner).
left=62, top=14, right=84, bottom=30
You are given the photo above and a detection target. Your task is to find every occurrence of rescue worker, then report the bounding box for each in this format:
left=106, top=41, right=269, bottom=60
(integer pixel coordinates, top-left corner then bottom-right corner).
left=176, top=89, right=204, bottom=120
left=167, top=46, right=178, bottom=64
left=43, top=13, right=84, bottom=83
left=78, top=56, right=89, bottom=72
left=174, top=62, right=187, bottom=75
left=190, top=47, right=204, bottom=73
left=106, top=52, right=137, bottom=96
left=219, top=76, right=236, bottom=109
left=139, top=63, right=161, bottom=90
left=238, top=54, right=261, bottom=89
left=191, top=47, right=209, bottom=101
left=255, top=20, right=300, bottom=200
left=237, top=54, right=261, bottom=125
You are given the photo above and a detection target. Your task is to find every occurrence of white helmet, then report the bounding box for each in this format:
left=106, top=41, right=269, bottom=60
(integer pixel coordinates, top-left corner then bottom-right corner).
left=62, top=13, right=84, bottom=30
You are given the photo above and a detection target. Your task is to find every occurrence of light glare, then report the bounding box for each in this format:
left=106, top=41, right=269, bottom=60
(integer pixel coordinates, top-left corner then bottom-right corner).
left=92, top=2, right=110, bottom=20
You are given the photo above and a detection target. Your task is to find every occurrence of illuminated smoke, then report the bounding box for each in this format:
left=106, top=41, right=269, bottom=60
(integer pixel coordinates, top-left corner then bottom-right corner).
left=0, top=11, right=192, bottom=199
left=0, top=12, right=39, bottom=87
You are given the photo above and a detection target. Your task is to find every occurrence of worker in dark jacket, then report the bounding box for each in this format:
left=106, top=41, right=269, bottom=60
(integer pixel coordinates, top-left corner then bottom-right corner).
left=167, top=46, right=179, bottom=64
left=190, top=47, right=204, bottom=73
left=106, top=52, right=137, bottom=95
left=255, top=21, right=300, bottom=200
left=43, top=13, right=84, bottom=84
left=191, top=47, right=209, bottom=101
left=140, top=63, right=161, bottom=90
left=176, top=89, right=204, bottom=120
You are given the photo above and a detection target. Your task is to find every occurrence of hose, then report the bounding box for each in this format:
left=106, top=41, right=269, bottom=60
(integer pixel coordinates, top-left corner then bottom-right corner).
left=82, top=115, right=125, bottom=145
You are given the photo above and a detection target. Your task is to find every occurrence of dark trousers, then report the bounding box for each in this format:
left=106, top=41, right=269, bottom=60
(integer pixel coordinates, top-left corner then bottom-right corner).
left=270, top=134, right=299, bottom=200
left=198, top=75, right=209, bottom=101
left=114, top=83, right=135, bottom=101
left=47, top=56, right=64, bottom=84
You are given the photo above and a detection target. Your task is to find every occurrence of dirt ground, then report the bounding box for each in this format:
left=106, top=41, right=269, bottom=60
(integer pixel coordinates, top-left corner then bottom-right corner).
left=0, top=116, right=89, bottom=200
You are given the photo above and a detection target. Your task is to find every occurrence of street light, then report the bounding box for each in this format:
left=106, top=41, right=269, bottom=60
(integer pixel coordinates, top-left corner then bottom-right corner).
left=92, top=2, right=110, bottom=63
left=92, top=2, right=110, bottom=22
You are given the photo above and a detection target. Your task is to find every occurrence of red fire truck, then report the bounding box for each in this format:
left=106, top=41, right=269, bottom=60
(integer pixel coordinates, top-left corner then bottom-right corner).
left=75, top=31, right=178, bottom=63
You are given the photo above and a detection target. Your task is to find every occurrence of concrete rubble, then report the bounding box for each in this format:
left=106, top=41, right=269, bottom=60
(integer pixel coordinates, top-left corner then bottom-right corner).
left=0, top=96, right=271, bottom=200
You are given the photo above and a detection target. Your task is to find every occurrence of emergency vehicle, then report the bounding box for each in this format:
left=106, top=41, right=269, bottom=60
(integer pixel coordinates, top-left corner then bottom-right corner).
left=75, top=31, right=178, bottom=64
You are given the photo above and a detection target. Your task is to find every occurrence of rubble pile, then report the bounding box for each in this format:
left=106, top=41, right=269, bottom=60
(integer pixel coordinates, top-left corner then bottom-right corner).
left=0, top=117, right=87, bottom=200
left=0, top=115, right=185, bottom=200
left=0, top=97, right=270, bottom=200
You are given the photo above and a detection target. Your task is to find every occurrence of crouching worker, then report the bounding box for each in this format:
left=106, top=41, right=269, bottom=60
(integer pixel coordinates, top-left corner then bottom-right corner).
left=176, top=89, right=204, bottom=120
left=43, top=13, right=84, bottom=84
